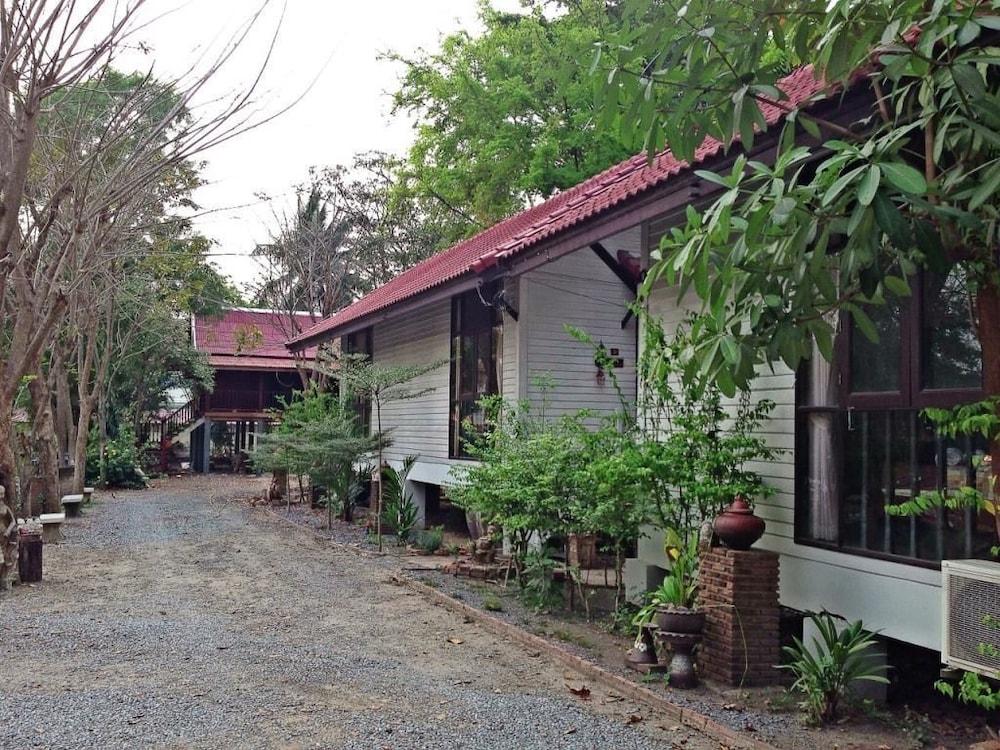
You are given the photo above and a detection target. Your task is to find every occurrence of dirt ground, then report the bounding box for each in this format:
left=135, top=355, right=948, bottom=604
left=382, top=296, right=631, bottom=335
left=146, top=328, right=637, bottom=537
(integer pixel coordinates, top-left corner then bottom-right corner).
left=0, top=475, right=724, bottom=750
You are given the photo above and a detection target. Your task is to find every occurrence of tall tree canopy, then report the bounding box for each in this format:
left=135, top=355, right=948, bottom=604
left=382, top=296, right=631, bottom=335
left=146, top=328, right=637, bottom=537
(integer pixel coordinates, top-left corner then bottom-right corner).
left=598, top=0, right=1000, bottom=398
left=389, top=0, right=632, bottom=229
left=254, top=152, right=456, bottom=335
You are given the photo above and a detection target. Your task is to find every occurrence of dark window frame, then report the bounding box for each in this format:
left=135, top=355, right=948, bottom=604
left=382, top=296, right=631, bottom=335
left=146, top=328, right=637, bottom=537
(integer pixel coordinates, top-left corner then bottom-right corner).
left=343, top=327, right=373, bottom=435
left=795, top=269, right=988, bottom=567
left=449, top=284, right=503, bottom=459
left=836, top=272, right=984, bottom=410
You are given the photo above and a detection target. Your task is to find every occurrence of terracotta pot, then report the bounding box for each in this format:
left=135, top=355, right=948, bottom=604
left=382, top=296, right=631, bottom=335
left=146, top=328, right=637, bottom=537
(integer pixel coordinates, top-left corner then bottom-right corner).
left=713, top=496, right=766, bottom=550
left=653, top=605, right=705, bottom=634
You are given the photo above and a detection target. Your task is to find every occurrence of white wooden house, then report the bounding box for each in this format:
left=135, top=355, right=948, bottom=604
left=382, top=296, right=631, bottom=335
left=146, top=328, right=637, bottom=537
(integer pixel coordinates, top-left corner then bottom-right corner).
left=289, top=64, right=994, bottom=655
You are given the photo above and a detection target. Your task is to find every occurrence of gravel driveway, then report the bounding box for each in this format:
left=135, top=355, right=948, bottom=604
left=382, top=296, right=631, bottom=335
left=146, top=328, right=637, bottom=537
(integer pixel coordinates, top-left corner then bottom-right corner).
left=1, top=476, right=720, bottom=749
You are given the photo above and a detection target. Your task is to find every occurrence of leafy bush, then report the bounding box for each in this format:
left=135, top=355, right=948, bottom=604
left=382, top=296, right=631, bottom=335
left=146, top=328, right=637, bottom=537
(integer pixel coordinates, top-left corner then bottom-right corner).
left=519, top=549, right=563, bottom=612
left=413, top=525, right=444, bottom=553
left=780, top=613, right=890, bottom=724
left=937, top=670, right=1000, bottom=711
left=254, top=387, right=376, bottom=527
left=449, top=394, right=584, bottom=564
left=86, top=427, right=147, bottom=489
left=482, top=593, right=504, bottom=612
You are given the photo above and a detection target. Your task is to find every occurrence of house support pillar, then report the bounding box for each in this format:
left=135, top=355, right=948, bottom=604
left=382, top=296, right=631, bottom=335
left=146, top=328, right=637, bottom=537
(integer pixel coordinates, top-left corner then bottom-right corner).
left=404, top=479, right=427, bottom=530
left=699, top=548, right=781, bottom=686
left=201, top=418, right=212, bottom=474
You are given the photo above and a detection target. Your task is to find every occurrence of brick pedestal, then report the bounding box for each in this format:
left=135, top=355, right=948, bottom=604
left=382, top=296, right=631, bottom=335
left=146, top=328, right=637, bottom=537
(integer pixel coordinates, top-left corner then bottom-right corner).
left=698, top=548, right=781, bottom=686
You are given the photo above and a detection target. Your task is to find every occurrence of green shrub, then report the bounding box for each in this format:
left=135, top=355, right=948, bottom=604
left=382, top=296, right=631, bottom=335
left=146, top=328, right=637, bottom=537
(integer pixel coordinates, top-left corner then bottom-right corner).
left=86, top=427, right=147, bottom=489
left=780, top=613, right=889, bottom=724
left=414, top=526, right=444, bottom=553
left=381, top=456, right=419, bottom=545
left=482, top=593, right=504, bottom=612
left=519, top=549, right=563, bottom=612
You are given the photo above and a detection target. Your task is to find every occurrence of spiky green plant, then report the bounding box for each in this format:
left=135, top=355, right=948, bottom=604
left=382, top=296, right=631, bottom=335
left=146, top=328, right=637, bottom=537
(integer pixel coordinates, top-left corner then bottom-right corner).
left=780, top=613, right=890, bottom=724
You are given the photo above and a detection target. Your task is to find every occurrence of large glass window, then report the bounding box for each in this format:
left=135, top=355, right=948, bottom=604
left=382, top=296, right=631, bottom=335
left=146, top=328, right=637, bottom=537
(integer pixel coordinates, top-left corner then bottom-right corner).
left=450, top=284, right=502, bottom=458
left=797, top=269, right=993, bottom=564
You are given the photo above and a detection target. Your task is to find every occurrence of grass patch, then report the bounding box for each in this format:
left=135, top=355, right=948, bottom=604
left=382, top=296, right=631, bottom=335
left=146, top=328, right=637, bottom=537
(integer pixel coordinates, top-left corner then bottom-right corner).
left=482, top=594, right=504, bottom=612
left=549, top=627, right=595, bottom=650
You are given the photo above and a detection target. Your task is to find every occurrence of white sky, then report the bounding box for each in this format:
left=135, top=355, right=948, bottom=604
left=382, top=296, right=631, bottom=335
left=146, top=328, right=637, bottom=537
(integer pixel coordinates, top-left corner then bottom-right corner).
left=124, top=0, right=515, bottom=294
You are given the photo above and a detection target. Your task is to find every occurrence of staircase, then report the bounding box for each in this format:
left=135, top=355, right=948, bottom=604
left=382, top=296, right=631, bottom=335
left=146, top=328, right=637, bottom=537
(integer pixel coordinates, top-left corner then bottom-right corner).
left=138, top=399, right=201, bottom=472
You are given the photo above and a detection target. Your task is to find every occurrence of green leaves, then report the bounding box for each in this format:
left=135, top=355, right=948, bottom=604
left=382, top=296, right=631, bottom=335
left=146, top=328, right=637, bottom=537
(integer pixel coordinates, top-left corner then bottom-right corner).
left=879, top=162, right=927, bottom=195
left=780, top=613, right=890, bottom=724
left=857, top=165, right=881, bottom=206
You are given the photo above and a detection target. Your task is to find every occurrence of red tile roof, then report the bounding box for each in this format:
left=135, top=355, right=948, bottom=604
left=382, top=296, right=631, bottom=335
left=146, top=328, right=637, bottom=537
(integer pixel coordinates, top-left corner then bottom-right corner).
left=194, top=308, right=316, bottom=368
left=289, top=65, right=831, bottom=348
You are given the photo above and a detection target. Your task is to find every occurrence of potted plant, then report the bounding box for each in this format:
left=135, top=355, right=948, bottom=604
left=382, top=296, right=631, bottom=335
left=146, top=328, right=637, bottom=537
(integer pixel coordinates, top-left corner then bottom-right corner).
left=632, top=535, right=704, bottom=637
left=653, top=540, right=705, bottom=634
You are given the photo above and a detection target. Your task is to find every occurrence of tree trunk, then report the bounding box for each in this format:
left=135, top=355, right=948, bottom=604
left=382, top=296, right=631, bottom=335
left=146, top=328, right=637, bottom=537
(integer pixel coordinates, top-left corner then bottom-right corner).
left=375, top=398, right=384, bottom=552
left=54, top=353, right=74, bottom=465
left=98, top=390, right=109, bottom=488
left=0, top=407, right=19, bottom=590
left=72, top=397, right=94, bottom=495
left=28, top=359, right=60, bottom=513
left=976, top=280, right=1000, bottom=545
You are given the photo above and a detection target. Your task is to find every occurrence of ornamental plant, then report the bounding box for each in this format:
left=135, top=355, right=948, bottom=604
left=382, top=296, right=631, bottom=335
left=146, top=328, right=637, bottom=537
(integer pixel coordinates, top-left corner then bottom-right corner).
left=571, top=418, right=653, bottom=610
left=254, top=386, right=377, bottom=529
left=780, top=612, right=890, bottom=724
left=448, top=393, right=584, bottom=571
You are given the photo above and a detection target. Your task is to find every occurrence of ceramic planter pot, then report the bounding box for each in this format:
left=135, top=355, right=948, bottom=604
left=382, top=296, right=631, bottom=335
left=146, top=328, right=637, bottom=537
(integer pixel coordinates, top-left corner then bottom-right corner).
left=653, top=605, right=705, bottom=634
left=713, top=496, right=766, bottom=550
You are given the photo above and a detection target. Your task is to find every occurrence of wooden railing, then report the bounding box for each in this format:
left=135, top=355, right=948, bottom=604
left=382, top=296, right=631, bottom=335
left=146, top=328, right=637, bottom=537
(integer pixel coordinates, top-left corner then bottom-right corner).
left=138, top=399, right=198, bottom=447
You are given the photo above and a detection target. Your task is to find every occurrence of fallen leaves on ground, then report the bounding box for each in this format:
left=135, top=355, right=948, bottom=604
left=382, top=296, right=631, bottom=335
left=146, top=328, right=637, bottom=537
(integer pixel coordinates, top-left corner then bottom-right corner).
left=565, top=683, right=591, bottom=700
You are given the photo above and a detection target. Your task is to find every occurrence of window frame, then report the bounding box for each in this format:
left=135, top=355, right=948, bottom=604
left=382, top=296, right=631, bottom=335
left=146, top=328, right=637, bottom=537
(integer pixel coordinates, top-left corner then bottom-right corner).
left=449, top=284, right=503, bottom=460
left=343, top=327, right=373, bottom=435
left=795, top=269, right=986, bottom=567
left=837, top=271, right=984, bottom=410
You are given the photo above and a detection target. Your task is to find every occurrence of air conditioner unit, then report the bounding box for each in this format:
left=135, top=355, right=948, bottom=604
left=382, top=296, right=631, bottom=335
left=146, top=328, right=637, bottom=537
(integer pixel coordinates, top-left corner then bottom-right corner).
left=942, top=559, right=1000, bottom=678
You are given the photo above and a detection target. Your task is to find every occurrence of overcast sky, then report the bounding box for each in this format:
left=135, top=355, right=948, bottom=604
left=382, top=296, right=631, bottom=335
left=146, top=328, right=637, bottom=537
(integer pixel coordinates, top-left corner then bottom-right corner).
left=125, top=1, right=514, bottom=294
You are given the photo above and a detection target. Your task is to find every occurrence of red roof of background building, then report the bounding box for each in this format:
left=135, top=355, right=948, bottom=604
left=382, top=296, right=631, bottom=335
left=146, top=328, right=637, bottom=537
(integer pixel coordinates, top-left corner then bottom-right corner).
left=289, top=65, right=832, bottom=349
left=194, top=308, right=317, bottom=370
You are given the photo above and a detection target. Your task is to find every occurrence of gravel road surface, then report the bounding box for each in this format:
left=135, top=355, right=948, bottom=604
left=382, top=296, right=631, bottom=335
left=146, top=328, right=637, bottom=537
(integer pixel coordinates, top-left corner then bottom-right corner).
left=1, top=476, right=721, bottom=749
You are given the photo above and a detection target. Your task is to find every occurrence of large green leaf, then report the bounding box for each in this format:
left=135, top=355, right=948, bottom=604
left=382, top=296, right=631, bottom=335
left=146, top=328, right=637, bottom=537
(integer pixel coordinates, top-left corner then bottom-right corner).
left=880, top=162, right=927, bottom=194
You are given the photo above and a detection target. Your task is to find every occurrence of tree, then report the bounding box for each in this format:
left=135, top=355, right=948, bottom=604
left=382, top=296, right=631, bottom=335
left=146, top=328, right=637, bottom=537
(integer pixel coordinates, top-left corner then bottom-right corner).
left=326, top=352, right=442, bottom=551
left=255, top=153, right=450, bottom=386
left=253, top=178, right=355, bottom=379
left=326, top=152, right=460, bottom=291
left=0, top=0, right=279, bottom=589
left=599, top=1, right=1000, bottom=391
left=389, top=0, right=632, bottom=228
left=254, top=387, right=377, bottom=528
left=594, top=0, right=1000, bottom=508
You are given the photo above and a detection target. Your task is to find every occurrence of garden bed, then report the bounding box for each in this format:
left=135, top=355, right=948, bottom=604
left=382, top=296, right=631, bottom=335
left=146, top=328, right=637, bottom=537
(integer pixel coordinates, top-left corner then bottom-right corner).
left=407, top=567, right=987, bottom=750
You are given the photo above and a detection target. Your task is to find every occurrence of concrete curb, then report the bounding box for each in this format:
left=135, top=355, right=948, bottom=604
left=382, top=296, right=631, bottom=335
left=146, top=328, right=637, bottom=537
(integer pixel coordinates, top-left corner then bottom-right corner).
left=399, top=576, right=780, bottom=750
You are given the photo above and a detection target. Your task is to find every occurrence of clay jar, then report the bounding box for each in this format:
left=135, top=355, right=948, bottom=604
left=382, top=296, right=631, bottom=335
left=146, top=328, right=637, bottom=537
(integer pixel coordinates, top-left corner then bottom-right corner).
left=713, top=496, right=766, bottom=550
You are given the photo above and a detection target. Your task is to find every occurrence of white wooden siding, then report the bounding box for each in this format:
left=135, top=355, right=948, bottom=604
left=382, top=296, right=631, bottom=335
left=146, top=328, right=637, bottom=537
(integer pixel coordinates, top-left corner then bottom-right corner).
left=502, top=277, right=521, bottom=401
left=371, top=300, right=453, bottom=481
left=521, top=232, right=639, bottom=419
left=640, top=282, right=942, bottom=650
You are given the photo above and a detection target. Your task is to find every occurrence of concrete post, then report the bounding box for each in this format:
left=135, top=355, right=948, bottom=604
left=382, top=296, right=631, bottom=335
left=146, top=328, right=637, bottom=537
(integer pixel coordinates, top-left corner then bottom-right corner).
left=404, top=479, right=427, bottom=530
left=201, top=417, right=212, bottom=474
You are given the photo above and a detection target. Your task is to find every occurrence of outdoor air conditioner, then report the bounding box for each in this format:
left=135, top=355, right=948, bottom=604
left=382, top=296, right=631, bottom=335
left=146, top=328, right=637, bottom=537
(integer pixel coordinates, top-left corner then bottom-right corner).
left=942, top=559, right=1000, bottom=678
